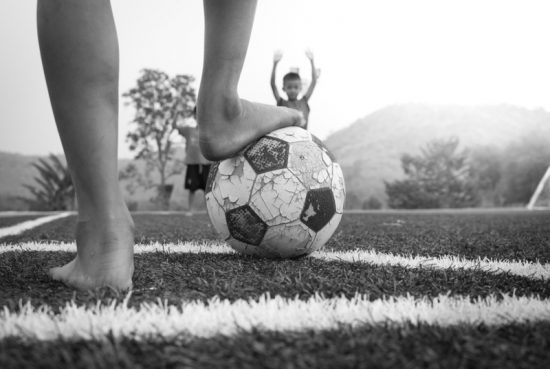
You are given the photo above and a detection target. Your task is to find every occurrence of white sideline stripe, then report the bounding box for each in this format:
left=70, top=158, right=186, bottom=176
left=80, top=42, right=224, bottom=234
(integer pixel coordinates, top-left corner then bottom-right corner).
left=0, top=241, right=231, bottom=255
left=1, top=294, right=549, bottom=341
left=314, top=249, right=550, bottom=280
left=0, top=212, right=72, bottom=239
left=0, top=211, right=60, bottom=218
left=1, top=242, right=549, bottom=280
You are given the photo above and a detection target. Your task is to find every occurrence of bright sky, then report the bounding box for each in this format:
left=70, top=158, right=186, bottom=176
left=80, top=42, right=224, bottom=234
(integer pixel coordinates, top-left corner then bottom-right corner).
left=1, top=0, right=550, bottom=158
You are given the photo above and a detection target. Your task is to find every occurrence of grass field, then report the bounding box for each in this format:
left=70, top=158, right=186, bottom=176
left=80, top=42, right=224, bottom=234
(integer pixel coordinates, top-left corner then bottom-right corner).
left=1, top=210, right=549, bottom=368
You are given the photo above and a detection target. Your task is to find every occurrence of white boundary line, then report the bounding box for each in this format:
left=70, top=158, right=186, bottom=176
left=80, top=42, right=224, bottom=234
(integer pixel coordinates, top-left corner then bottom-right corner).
left=314, top=249, right=550, bottom=280
left=0, top=212, right=72, bottom=239
left=1, top=242, right=549, bottom=280
left=1, top=293, right=549, bottom=341
left=0, top=211, right=60, bottom=218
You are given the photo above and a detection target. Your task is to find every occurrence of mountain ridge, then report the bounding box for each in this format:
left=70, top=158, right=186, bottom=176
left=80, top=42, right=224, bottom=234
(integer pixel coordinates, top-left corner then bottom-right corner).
left=324, top=103, right=550, bottom=207
left=2, top=103, right=549, bottom=210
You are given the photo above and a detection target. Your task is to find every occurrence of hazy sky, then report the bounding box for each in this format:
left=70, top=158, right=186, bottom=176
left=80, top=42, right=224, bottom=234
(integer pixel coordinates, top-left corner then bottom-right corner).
left=1, top=0, right=550, bottom=158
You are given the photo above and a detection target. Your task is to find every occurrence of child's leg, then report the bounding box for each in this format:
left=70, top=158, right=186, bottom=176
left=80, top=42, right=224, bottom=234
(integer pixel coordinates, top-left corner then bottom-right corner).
left=37, top=0, right=133, bottom=290
left=198, top=0, right=303, bottom=161
left=187, top=190, right=196, bottom=214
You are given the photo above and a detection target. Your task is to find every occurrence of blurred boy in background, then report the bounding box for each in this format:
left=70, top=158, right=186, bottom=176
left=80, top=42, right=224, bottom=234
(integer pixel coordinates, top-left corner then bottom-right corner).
left=177, top=107, right=211, bottom=215
left=270, top=49, right=320, bottom=129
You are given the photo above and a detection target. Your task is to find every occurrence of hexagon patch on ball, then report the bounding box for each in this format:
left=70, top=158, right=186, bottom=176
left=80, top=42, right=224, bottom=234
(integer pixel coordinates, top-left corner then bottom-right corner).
left=206, top=126, right=345, bottom=258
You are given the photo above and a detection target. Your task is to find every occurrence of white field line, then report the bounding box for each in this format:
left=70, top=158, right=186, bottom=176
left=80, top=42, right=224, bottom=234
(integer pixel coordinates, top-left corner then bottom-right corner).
left=1, top=241, right=549, bottom=280
left=1, top=294, right=549, bottom=341
left=0, top=211, right=59, bottom=218
left=314, top=249, right=550, bottom=280
left=0, top=241, right=231, bottom=255
left=0, top=212, right=72, bottom=239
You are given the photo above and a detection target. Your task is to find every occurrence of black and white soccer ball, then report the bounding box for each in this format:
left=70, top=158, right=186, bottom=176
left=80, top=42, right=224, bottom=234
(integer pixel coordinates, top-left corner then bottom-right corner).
left=205, top=127, right=345, bottom=258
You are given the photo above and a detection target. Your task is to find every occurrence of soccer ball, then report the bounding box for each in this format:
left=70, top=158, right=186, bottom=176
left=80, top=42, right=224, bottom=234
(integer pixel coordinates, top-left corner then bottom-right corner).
left=205, top=127, right=345, bottom=258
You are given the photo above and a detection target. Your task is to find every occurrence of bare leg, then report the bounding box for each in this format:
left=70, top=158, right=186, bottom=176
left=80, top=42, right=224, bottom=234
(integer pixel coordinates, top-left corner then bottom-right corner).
left=187, top=191, right=196, bottom=215
left=198, top=0, right=303, bottom=161
left=37, top=0, right=134, bottom=290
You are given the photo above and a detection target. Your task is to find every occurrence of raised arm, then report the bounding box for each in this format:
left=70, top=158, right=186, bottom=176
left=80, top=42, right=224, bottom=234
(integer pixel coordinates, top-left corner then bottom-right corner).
left=304, top=49, right=319, bottom=101
left=270, top=49, right=283, bottom=102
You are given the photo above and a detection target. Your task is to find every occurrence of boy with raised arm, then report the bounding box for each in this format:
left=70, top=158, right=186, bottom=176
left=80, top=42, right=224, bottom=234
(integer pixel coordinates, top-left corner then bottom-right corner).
left=270, top=49, right=319, bottom=129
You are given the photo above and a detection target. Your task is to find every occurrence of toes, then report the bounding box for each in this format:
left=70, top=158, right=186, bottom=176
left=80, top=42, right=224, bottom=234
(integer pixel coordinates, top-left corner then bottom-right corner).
left=293, top=111, right=306, bottom=127
left=113, top=279, right=133, bottom=292
left=48, top=266, right=63, bottom=280
left=49, top=262, right=133, bottom=291
left=278, top=107, right=304, bottom=127
left=49, top=259, right=75, bottom=281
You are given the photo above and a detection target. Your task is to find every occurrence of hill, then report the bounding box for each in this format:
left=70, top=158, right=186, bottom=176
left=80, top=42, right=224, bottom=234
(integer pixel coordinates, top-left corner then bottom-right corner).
left=3, top=104, right=550, bottom=210
left=324, top=104, right=550, bottom=208
left=0, top=152, right=44, bottom=210
left=0, top=152, right=42, bottom=197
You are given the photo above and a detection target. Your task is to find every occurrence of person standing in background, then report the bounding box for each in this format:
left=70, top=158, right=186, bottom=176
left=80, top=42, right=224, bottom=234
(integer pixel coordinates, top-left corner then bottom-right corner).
left=270, top=49, right=320, bottom=129
left=177, top=107, right=211, bottom=215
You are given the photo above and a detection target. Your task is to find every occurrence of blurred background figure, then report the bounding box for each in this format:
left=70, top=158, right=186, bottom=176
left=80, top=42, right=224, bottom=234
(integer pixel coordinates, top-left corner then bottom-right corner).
left=177, top=107, right=211, bottom=215
left=271, top=49, right=320, bottom=129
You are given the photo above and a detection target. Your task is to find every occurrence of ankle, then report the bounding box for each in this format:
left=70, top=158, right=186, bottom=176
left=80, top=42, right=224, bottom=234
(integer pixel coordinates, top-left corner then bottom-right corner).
left=77, top=205, right=132, bottom=223
left=76, top=191, right=131, bottom=221
left=198, top=92, right=241, bottom=121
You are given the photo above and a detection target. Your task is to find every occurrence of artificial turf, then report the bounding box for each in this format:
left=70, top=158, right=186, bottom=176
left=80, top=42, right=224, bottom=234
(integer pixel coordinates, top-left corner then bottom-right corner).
left=0, top=213, right=218, bottom=245
left=2, top=210, right=550, bottom=262
left=2, top=323, right=549, bottom=369
left=1, top=250, right=548, bottom=310
left=1, top=210, right=549, bottom=369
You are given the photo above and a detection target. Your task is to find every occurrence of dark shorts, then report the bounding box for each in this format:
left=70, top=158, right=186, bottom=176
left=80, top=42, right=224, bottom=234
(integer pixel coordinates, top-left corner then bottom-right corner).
left=185, top=164, right=211, bottom=192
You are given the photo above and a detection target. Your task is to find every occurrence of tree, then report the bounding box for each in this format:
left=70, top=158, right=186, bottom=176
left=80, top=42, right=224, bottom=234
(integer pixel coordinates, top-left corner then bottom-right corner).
left=362, top=196, right=382, bottom=210
left=123, top=69, right=195, bottom=210
left=469, top=145, right=503, bottom=206
left=118, top=163, right=150, bottom=211
left=118, top=163, right=147, bottom=197
left=344, top=191, right=361, bottom=209
left=385, top=179, right=439, bottom=209
left=22, top=154, right=75, bottom=210
left=385, top=137, right=479, bottom=209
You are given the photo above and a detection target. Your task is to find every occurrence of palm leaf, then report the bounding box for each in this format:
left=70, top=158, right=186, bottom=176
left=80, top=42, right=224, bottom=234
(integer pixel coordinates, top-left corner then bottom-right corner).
left=23, top=154, right=75, bottom=210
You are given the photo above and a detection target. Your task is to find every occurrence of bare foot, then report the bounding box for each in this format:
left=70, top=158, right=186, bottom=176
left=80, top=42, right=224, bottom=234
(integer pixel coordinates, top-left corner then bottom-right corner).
left=197, top=98, right=304, bottom=161
left=49, top=215, right=135, bottom=291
